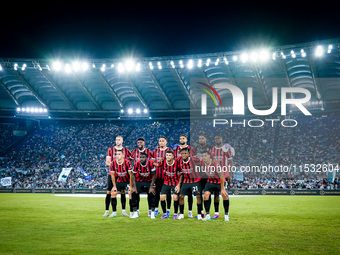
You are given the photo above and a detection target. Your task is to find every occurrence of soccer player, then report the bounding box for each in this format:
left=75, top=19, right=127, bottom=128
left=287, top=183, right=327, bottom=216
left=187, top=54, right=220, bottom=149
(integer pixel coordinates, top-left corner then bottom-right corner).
left=200, top=151, right=230, bottom=221
left=152, top=136, right=173, bottom=216
left=158, top=150, right=182, bottom=219
left=194, top=134, right=212, bottom=218
left=131, top=152, right=157, bottom=219
left=177, top=147, right=203, bottom=220
left=109, top=150, right=137, bottom=218
left=174, top=134, right=196, bottom=159
left=209, top=135, right=233, bottom=219
left=131, top=137, right=154, bottom=162
left=103, top=135, right=132, bottom=217
left=174, top=134, right=196, bottom=215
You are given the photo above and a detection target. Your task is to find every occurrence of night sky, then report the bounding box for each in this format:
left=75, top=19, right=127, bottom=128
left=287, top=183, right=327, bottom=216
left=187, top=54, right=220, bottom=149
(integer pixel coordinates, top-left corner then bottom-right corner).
left=2, top=2, right=339, bottom=59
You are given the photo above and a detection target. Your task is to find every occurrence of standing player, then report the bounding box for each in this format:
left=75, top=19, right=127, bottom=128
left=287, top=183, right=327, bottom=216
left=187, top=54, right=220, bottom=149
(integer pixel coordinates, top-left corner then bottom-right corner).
left=152, top=136, right=173, bottom=217
left=209, top=135, right=233, bottom=219
left=200, top=151, right=230, bottom=221
left=109, top=150, right=137, bottom=218
left=103, top=135, right=132, bottom=217
left=177, top=147, right=203, bottom=220
left=131, top=137, right=154, bottom=162
left=158, top=150, right=182, bottom=219
left=174, top=134, right=196, bottom=216
left=131, top=137, right=154, bottom=216
left=174, top=134, right=196, bottom=159
left=131, top=152, right=157, bottom=219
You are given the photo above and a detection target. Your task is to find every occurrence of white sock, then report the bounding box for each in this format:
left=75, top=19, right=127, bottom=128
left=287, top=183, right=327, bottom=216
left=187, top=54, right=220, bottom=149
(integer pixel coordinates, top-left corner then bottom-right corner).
left=122, top=209, right=126, bottom=213
left=155, top=207, right=159, bottom=211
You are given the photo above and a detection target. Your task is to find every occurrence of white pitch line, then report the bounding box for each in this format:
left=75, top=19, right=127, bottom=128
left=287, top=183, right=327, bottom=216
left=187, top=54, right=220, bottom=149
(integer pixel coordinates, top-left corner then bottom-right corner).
left=53, top=194, right=258, bottom=198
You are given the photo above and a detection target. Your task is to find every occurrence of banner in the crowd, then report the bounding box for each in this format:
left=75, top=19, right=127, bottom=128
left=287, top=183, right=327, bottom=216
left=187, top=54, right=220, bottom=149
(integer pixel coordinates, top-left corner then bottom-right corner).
left=233, top=169, right=244, bottom=181
left=1, top=177, right=12, bottom=186
left=58, top=168, right=72, bottom=183
left=77, top=166, right=92, bottom=181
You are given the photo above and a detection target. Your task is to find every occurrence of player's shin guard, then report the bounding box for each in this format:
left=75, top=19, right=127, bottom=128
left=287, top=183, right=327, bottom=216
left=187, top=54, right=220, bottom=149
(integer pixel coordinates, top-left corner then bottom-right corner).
left=111, top=197, right=117, bottom=212
left=223, top=199, right=229, bottom=215
left=188, top=195, right=193, bottom=211
left=149, top=193, right=156, bottom=211
left=197, top=203, right=203, bottom=215
left=131, top=193, right=139, bottom=212
left=179, top=204, right=184, bottom=214
left=204, top=199, right=211, bottom=215
left=174, top=200, right=179, bottom=214
left=166, top=195, right=171, bottom=210
left=121, top=194, right=126, bottom=210
left=105, top=193, right=111, bottom=210
left=161, top=200, right=166, bottom=213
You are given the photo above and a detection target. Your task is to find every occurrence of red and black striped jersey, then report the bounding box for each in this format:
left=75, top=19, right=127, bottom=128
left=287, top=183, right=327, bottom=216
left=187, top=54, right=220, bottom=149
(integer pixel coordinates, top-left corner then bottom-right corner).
left=158, top=160, right=181, bottom=186
left=152, top=147, right=173, bottom=179
left=131, top=148, right=154, bottom=162
left=133, top=160, right=155, bottom=182
left=209, top=146, right=232, bottom=167
left=175, top=145, right=196, bottom=159
left=177, top=157, right=201, bottom=183
left=107, top=146, right=132, bottom=162
left=199, top=160, right=222, bottom=184
left=110, top=159, right=132, bottom=183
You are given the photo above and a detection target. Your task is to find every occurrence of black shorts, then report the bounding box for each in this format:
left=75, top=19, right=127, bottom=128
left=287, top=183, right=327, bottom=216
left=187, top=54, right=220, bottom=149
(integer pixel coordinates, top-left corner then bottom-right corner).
left=180, top=182, right=202, bottom=196
left=161, top=184, right=179, bottom=196
left=200, top=178, right=207, bottom=191
left=116, top=182, right=130, bottom=192
left=136, top=181, right=153, bottom=193
left=204, top=182, right=223, bottom=194
left=155, top=178, right=164, bottom=195
left=107, top=174, right=113, bottom=191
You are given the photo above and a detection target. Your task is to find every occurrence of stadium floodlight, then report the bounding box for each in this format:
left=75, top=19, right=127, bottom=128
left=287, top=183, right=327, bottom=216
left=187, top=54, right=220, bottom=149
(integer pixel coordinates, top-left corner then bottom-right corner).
left=291, top=50, right=296, bottom=58
left=52, top=61, right=62, bottom=71
left=143, top=108, right=148, bottom=113
left=281, top=52, right=286, bottom=59
left=128, top=108, right=133, bottom=114
left=0, top=64, right=2, bottom=71
left=327, top=44, right=333, bottom=53
left=21, top=63, right=27, bottom=71
left=72, top=61, right=81, bottom=72
left=240, top=53, right=248, bottom=63
left=117, top=63, right=125, bottom=73
left=206, top=58, right=211, bottom=66
left=187, top=59, right=194, bottom=69
left=179, top=60, right=184, bottom=68
left=43, top=108, right=48, bottom=113
left=101, top=64, right=106, bottom=72
left=157, top=62, right=162, bottom=70
left=149, top=62, right=154, bottom=70
left=14, top=63, right=18, bottom=70
left=259, top=49, right=269, bottom=61
left=135, top=63, right=141, bottom=72
left=315, top=45, right=324, bottom=57
left=120, top=109, right=124, bottom=113
left=251, top=52, right=258, bottom=62
left=136, top=108, right=141, bottom=114
left=223, top=57, right=229, bottom=65
left=232, top=55, right=238, bottom=61
left=17, top=107, right=21, bottom=112
left=125, top=59, right=134, bottom=72
left=215, top=58, right=219, bottom=66
left=301, top=49, right=306, bottom=57
left=65, top=64, right=72, bottom=73
left=272, top=52, right=276, bottom=60
left=197, top=59, right=202, bottom=67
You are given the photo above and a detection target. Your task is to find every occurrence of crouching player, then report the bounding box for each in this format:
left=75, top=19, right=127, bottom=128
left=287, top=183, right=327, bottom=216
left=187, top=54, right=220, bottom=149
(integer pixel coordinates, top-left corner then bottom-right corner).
left=130, top=152, right=157, bottom=219
left=200, top=151, right=230, bottom=221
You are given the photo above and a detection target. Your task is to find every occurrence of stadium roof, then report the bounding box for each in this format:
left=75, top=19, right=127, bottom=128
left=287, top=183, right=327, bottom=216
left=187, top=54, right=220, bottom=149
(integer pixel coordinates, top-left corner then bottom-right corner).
left=0, top=38, right=339, bottom=120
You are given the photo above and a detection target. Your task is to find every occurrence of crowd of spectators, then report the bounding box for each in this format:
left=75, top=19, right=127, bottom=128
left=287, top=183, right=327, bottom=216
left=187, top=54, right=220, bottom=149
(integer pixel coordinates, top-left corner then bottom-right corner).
left=0, top=114, right=339, bottom=190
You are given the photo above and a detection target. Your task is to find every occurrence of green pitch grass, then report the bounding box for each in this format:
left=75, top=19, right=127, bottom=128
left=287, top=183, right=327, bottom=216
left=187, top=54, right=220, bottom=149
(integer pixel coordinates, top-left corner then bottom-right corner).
left=0, top=194, right=339, bottom=255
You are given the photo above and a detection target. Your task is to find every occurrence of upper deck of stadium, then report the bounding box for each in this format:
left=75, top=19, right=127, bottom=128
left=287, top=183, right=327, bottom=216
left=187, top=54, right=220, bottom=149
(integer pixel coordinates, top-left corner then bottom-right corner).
left=0, top=38, right=339, bottom=120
